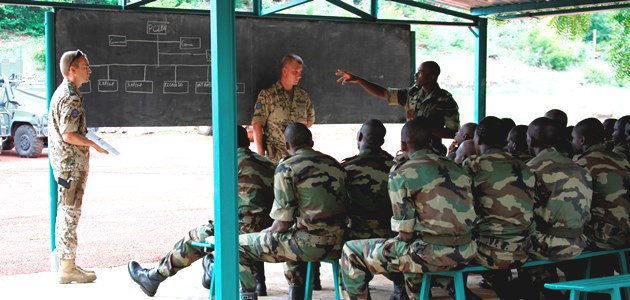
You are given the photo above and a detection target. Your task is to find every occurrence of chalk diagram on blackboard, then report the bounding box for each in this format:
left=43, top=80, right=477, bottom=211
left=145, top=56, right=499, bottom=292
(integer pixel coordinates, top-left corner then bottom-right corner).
left=85, top=20, right=245, bottom=95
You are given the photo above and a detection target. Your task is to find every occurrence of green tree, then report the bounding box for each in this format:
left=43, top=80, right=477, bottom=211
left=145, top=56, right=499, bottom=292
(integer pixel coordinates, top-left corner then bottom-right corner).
left=0, top=5, right=47, bottom=36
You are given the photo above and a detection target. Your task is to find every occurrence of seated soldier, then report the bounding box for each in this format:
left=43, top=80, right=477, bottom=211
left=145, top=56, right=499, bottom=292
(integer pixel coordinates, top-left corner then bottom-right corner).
left=499, top=117, right=516, bottom=143
left=572, top=118, right=630, bottom=297
left=603, top=118, right=617, bottom=143
left=126, top=126, right=275, bottom=297
left=340, top=116, right=477, bottom=300
left=447, top=122, right=477, bottom=160
left=341, top=119, right=408, bottom=299
left=454, top=139, right=476, bottom=165
left=544, top=109, right=574, bottom=158
left=238, top=123, right=347, bottom=300
left=507, top=125, right=533, bottom=162
left=519, top=117, right=593, bottom=300
left=463, top=116, right=535, bottom=300
left=611, top=115, right=630, bottom=161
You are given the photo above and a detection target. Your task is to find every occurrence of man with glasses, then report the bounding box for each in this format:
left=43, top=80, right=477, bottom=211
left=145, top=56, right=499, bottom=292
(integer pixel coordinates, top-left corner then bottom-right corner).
left=48, top=50, right=108, bottom=284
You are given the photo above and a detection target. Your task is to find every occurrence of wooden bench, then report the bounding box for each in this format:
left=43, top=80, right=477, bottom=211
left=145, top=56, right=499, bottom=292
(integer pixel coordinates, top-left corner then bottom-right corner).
left=544, top=274, right=630, bottom=300
left=418, top=248, right=629, bottom=300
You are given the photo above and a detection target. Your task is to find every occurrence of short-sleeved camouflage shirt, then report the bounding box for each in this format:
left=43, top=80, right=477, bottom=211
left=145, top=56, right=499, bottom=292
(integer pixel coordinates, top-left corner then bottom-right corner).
left=251, top=81, right=315, bottom=162
left=527, top=148, right=593, bottom=232
left=48, top=80, right=90, bottom=175
left=341, top=148, right=395, bottom=235
left=237, top=147, right=276, bottom=219
left=574, top=144, right=630, bottom=249
left=612, top=143, right=630, bottom=163
left=269, top=147, right=346, bottom=237
left=386, top=83, right=459, bottom=130
left=389, top=149, right=476, bottom=240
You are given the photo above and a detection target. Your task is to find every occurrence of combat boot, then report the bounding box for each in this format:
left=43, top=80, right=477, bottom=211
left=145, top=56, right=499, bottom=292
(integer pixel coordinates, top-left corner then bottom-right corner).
left=288, top=285, right=305, bottom=300
left=241, top=292, right=258, bottom=300
left=389, top=281, right=410, bottom=300
left=312, top=263, right=322, bottom=290
left=254, top=261, right=267, bottom=296
left=58, top=259, right=97, bottom=284
left=201, top=255, right=213, bottom=289
left=127, top=261, right=167, bottom=297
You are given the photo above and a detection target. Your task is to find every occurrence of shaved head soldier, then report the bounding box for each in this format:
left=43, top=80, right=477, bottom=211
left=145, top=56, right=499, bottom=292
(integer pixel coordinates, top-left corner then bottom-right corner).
left=455, top=139, right=476, bottom=165
left=544, top=109, right=573, bottom=158
left=341, top=117, right=476, bottom=300
left=507, top=125, right=532, bottom=162
left=611, top=115, right=630, bottom=161
left=572, top=118, right=630, bottom=294
left=447, top=122, right=477, bottom=160
left=519, top=117, right=593, bottom=299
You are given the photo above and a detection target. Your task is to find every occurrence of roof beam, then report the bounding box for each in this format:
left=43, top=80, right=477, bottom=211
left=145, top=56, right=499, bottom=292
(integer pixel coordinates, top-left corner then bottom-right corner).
left=326, top=0, right=375, bottom=20
left=260, top=0, right=312, bottom=16
left=125, top=0, right=158, bottom=9
left=496, top=2, right=630, bottom=19
left=0, top=0, right=118, bottom=9
left=471, top=0, right=629, bottom=16
left=388, top=0, right=478, bottom=21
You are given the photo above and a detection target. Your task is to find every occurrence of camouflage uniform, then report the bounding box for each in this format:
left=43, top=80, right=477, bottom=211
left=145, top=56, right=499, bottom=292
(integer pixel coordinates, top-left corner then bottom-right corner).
left=48, top=79, right=90, bottom=260
left=251, top=82, right=315, bottom=163
left=511, top=152, right=533, bottom=163
left=342, top=148, right=396, bottom=240
left=341, top=149, right=477, bottom=299
left=526, top=147, right=592, bottom=260
left=386, top=83, right=459, bottom=129
left=574, top=144, right=630, bottom=250
left=238, top=147, right=346, bottom=292
left=612, top=143, right=630, bottom=163
left=154, top=148, right=275, bottom=277
left=463, top=150, right=535, bottom=269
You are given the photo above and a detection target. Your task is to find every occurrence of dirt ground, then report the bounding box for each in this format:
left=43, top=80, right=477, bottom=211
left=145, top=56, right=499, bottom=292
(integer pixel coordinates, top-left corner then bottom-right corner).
left=0, top=124, right=500, bottom=299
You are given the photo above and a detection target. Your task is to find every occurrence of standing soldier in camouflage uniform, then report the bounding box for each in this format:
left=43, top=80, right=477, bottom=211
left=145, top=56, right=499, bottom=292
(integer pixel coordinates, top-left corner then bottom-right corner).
left=238, top=123, right=346, bottom=300
left=341, top=119, right=409, bottom=299
left=127, top=126, right=275, bottom=297
left=507, top=125, right=533, bottom=162
left=252, top=53, right=315, bottom=164
left=49, top=50, right=108, bottom=284
left=341, top=117, right=477, bottom=300
left=463, top=116, right=535, bottom=300
left=519, top=117, right=593, bottom=300
left=571, top=118, right=630, bottom=296
left=335, top=61, right=460, bottom=155
left=610, top=115, right=630, bottom=161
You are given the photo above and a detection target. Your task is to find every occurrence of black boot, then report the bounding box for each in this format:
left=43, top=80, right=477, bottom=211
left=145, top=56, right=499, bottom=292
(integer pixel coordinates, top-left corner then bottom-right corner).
left=254, top=261, right=267, bottom=296
left=288, top=285, right=305, bottom=300
left=389, top=281, right=410, bottom=300
left=312, top=262, right=322, bottom=290
left=201, top=255, right=213, bottom=289
left=241, top=292, right=258, bottom=300
left=127, top=261, right=167, bottom=297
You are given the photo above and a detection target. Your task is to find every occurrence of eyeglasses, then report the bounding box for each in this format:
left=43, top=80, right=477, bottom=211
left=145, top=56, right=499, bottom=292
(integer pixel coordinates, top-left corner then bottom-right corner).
left=68, top=49, right=83, bottom=71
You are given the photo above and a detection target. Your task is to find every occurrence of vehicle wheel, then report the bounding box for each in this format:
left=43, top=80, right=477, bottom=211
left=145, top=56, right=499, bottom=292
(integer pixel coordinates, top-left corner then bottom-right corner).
left=14, top=125, right=44, bottom=158
left=2, top=137, right=14, bottom=150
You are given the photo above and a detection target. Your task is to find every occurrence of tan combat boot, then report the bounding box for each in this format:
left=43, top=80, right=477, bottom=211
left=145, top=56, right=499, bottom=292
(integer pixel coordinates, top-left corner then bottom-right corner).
left=58, top=259, right=97, bottom=284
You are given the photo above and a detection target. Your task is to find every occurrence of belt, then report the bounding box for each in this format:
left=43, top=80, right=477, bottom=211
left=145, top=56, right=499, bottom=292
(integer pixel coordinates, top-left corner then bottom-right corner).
left=477, top=235, right=528, bottom=252
left=295, top=230, right=342, bottom=245
left=540, top=227, right=583, bottom=238
left=420, top=232, right=472, bottom=246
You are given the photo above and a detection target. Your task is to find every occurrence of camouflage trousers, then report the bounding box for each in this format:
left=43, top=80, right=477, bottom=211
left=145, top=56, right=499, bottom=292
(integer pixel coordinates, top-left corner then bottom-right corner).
left=238, top=228, right=343, bottom=292
left=55, top=171, right=88, bottom=260
left=341, top=238, right=477, bottom=299
left=265, top=141, right=288, bottom=164
left=156, top=214, right=270, bottom=277
left=475, top=235, right=530, bottom=269
left=529, top=232, right=587, bottom=261
left=346, top=219, right=396, bottom=241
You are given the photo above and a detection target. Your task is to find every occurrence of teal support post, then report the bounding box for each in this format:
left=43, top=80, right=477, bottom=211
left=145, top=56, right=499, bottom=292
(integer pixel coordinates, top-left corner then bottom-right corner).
left=371, top=0, right=378, bottom=18
left=210, top=0, right=239, bottom=299
left=45, top=10, right=58, bottom=271
left=473, top=18, right=487, bottom=123
left=410, top=31, right=416, bottom=85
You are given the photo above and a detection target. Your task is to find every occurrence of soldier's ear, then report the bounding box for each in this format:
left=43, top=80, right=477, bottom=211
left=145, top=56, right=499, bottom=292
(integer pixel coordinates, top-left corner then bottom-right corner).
left=400, top=141, right=407, bottom=152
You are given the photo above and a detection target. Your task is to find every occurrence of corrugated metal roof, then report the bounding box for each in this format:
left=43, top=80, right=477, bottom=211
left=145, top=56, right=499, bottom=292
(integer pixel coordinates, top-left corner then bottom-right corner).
left=422, top=0, right=630, bottom=17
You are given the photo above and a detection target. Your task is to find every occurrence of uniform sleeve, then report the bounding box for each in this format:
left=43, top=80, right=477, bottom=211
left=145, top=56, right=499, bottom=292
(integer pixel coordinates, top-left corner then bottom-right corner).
left=386, top=88, right=409, bottom=107
left=269, top=163, right=297, bottom=222
left=442, top=96, right=460, bottom=131
left=388, top=170, right=416, bottom=232
left=251, top=90, right=270, bottom=126
left=58, top=96, right=82, bottom=134
left=305, top=94, right=315, bottom=125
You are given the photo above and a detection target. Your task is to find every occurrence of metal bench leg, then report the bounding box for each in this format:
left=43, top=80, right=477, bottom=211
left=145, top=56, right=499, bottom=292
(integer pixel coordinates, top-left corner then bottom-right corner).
left=330, top=260, right=341, bottom=300
left=611, top=288, right=622, bottom=300
left=580, top=258, right=592, bottom=300
left=617, top=252, right=629, bottom=299
left=419, top=274, right=432, bottom=300
left=454, top=273, right=465, bottom=300
left=210, top=269, right=216, bottom=299
left=305, top=262, right=314, bottom=300
left=569, top=290, right=579, bottom=300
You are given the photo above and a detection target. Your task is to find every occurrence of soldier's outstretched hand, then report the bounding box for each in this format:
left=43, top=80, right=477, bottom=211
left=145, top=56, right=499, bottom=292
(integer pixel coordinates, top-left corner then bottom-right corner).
left=335, top=69, right=358, bottom=85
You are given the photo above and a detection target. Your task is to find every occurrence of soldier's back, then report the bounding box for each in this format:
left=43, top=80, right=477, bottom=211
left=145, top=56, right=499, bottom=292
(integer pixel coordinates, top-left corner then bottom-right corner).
left=237, top=147, right=276, bottom=217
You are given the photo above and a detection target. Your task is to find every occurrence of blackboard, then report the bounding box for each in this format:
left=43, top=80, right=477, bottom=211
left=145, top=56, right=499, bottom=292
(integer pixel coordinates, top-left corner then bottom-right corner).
left=55, top=9, right=410, bottom=126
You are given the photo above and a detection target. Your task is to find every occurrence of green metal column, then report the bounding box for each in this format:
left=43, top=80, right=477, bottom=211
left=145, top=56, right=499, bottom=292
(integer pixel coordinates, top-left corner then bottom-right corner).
left=473, top=18, right=487, bottom=123
left=45, top=10, right=58, bottom=271
left=410, top=31, right=416, bottom=85
left=210, top=0, right=239, bottom=299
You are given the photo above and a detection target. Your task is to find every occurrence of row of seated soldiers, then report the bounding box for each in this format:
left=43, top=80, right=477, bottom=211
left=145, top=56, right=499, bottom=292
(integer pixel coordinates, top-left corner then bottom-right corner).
left=127, top=114, right=629, bottom=300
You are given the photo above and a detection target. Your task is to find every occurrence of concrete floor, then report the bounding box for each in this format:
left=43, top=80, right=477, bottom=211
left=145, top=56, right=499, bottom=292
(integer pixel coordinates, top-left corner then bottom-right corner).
left=0, top=260, right=500, bottom=300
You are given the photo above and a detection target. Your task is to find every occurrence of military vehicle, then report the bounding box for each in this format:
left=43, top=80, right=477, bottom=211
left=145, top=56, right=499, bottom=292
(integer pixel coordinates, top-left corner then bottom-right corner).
left=0, top=77, right=48, bottom=158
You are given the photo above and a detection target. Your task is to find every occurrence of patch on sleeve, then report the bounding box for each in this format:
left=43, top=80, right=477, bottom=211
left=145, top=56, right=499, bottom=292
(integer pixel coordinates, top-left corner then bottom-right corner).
left=71, top=109, right=79, bottom=118
left=255, top=102, right=262, bottom=110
